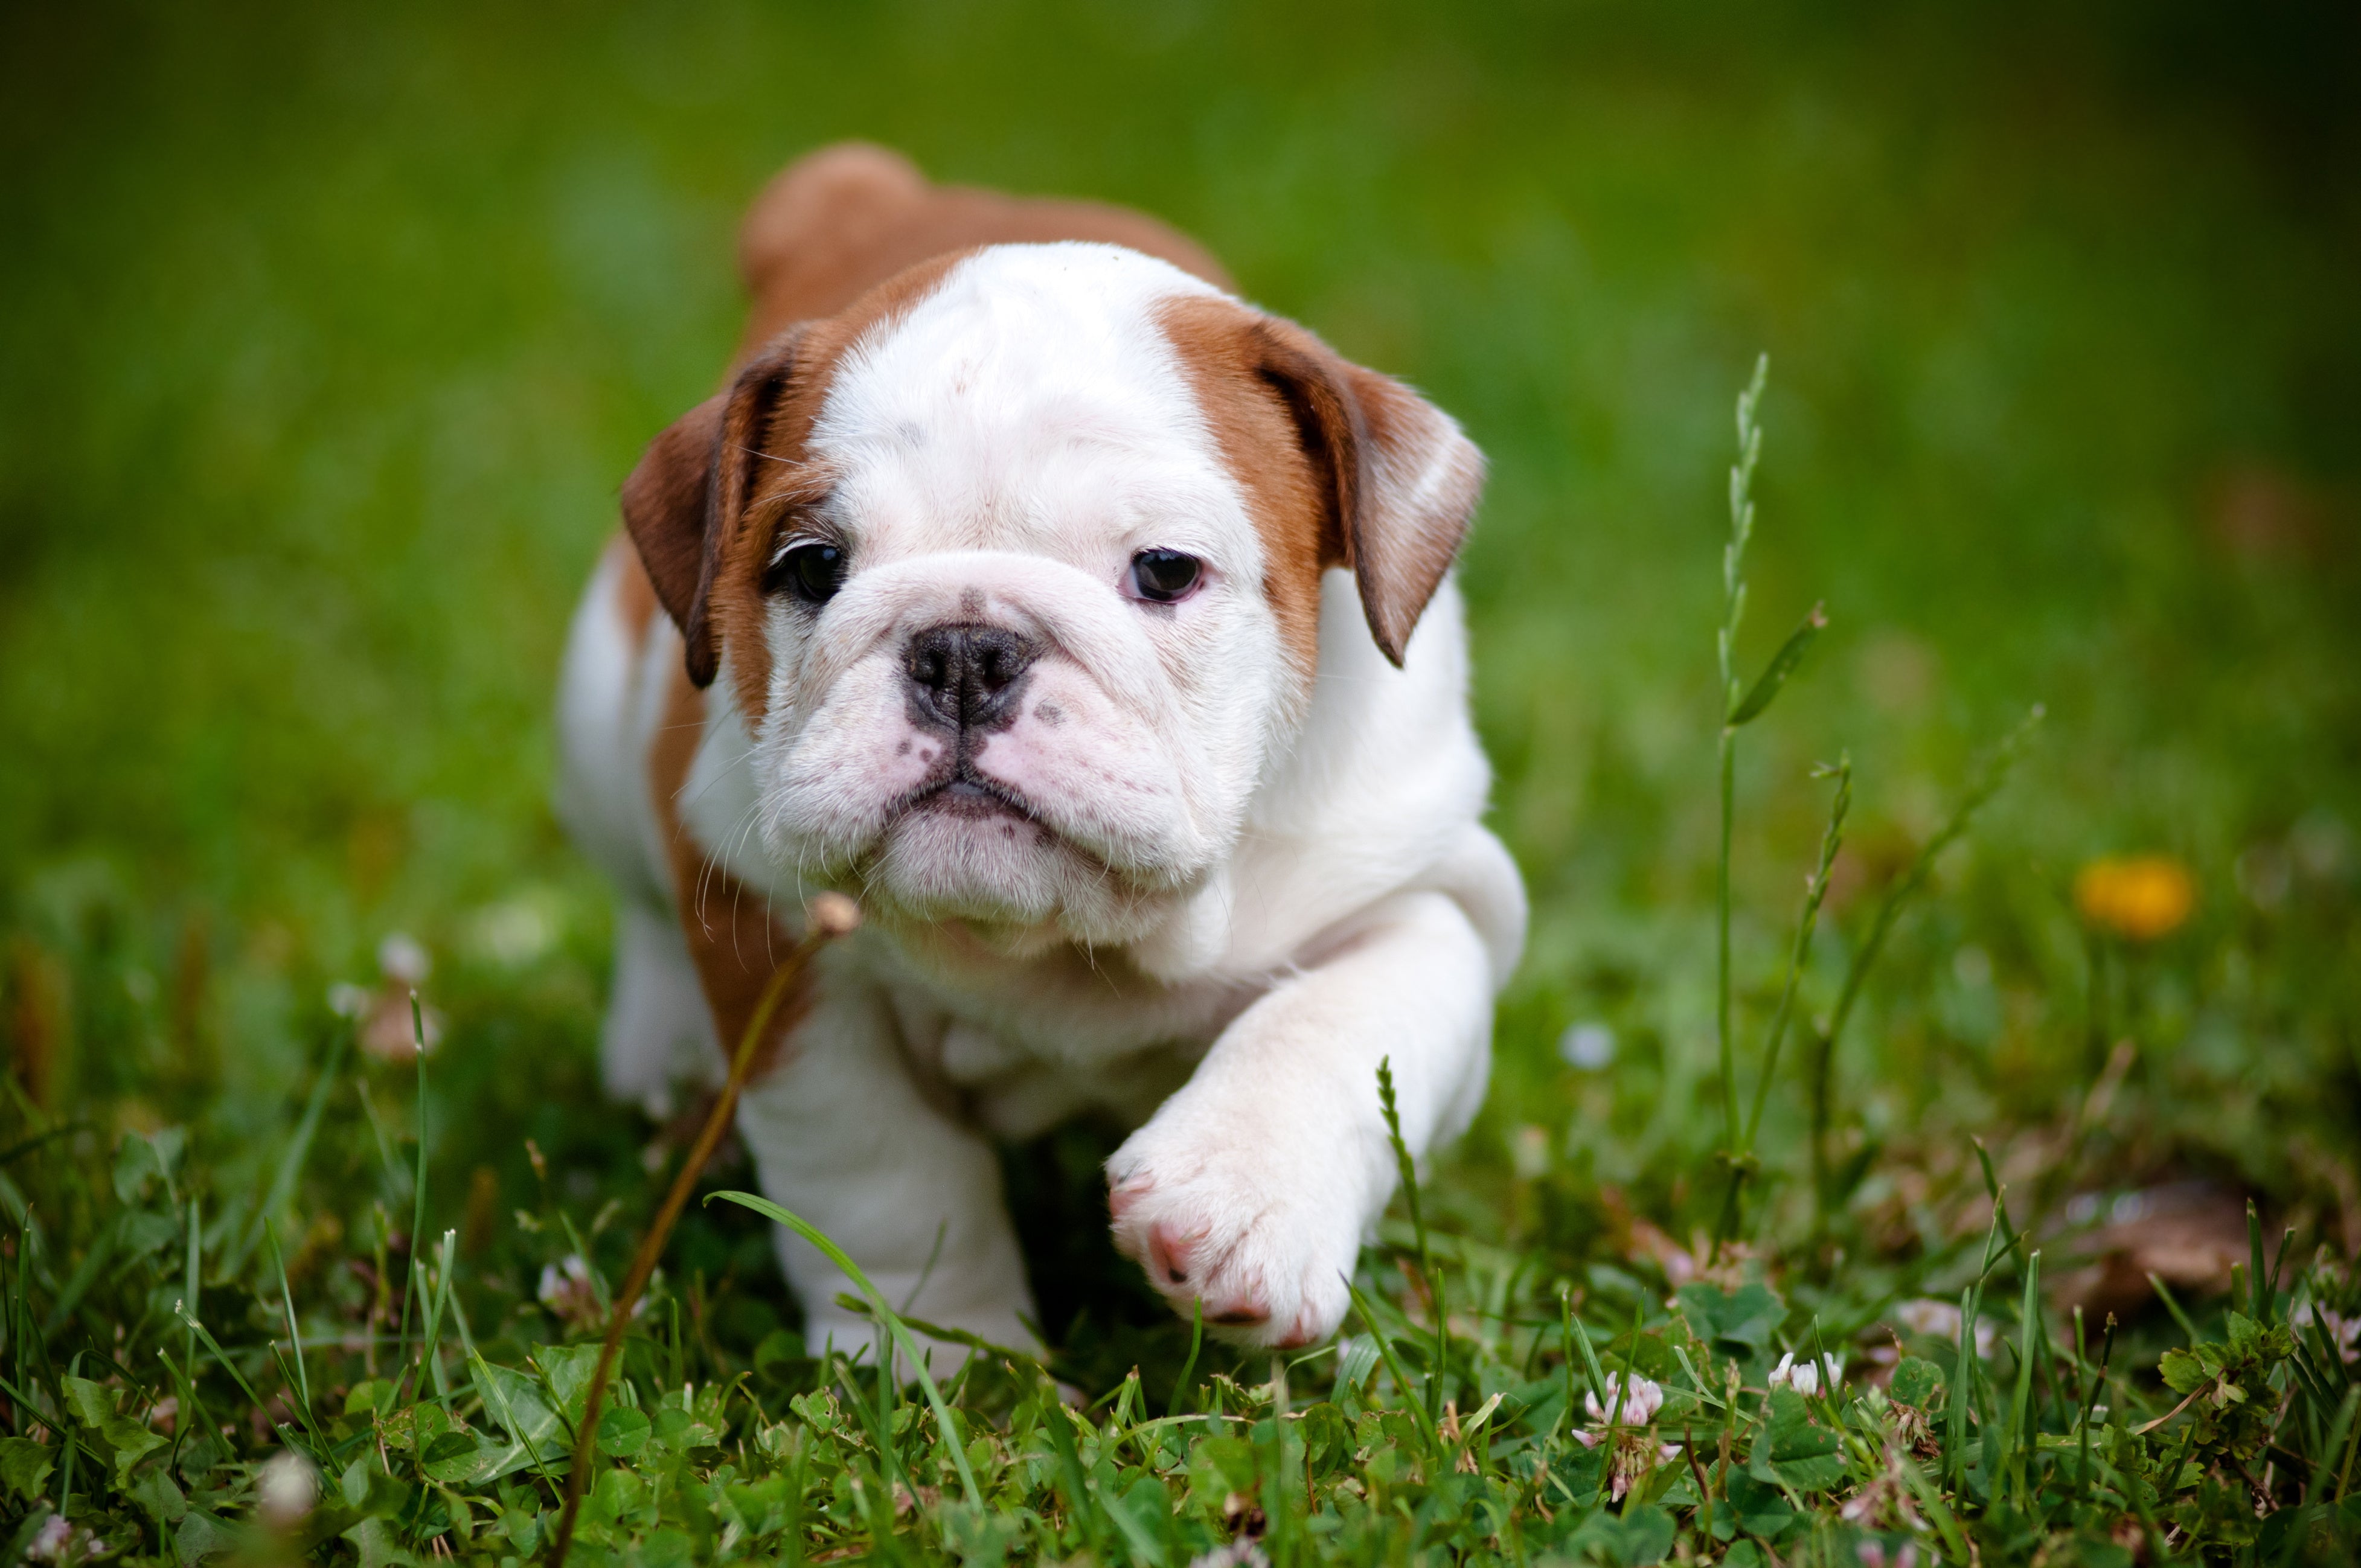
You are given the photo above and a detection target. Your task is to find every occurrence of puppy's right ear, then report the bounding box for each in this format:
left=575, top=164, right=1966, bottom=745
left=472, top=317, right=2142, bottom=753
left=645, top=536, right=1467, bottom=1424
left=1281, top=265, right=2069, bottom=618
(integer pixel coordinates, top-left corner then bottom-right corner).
left=621, top=331, right=805, bottom=688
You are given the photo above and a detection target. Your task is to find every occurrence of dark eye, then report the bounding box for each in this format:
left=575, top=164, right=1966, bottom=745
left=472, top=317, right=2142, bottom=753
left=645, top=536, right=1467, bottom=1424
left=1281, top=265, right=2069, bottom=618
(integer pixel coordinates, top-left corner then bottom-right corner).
left=1129, top=548, right=1203, bottom=604
left=768, top=540, right=847, bottom=604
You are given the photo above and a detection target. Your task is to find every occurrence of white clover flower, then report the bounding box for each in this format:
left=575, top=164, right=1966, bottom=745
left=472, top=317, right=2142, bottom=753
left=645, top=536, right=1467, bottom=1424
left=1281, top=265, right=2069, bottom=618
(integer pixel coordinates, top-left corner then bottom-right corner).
left=1572, top=1373, right=1679, bottom=1498
left=1894, top=1298, right=1997, bottom=1357
left=377, top=932, right=431, bottom=985
left=1580, top=1371, right=1665, bottom=1429
left=1558, top=1022, right=1615, bottom=1069
left=539, top=1254, right=602, bottom=1328
left=1894, top=1299, right=1956, bottom=1338
left=2294, top=1304, right=2360, bottom=1365
left=26, top=1514, right=109, bottom=1562
left=257, top=1450, right=318, bottom=1528
left=1769, top=1351, right=1845, bottom=1397
left=1185, top=1544, right=1270, bottom=1568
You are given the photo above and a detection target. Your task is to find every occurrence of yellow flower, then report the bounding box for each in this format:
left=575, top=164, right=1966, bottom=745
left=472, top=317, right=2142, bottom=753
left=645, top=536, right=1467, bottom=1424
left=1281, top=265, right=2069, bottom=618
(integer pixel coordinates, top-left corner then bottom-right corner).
left=2075, top=855, right=2195, bottom=941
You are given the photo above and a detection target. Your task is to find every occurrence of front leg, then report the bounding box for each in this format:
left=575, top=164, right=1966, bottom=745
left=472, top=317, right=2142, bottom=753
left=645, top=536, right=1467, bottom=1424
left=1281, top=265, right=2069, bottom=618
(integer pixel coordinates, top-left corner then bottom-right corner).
left=1106, top=891, right=1496, bottom=1348
left=734, top=967, right=1039, bottom=1363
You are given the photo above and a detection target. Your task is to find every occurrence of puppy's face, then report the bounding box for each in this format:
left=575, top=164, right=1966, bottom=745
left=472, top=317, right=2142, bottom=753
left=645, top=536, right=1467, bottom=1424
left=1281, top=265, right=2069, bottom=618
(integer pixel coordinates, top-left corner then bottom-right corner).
left=626, top=245, right=1482, bottom=947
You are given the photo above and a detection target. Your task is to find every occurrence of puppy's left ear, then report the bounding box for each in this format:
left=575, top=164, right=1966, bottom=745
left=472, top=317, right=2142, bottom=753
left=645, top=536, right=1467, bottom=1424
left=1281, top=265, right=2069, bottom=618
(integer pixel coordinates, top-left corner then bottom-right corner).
left=621, top=328, right=807, bottom=688
left=1252, top=319, right=1486, bottom=666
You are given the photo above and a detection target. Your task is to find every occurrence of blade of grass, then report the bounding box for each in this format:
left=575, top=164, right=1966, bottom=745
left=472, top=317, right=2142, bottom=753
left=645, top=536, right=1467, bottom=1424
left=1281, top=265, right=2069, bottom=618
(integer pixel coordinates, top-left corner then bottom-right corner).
left=40, top=1214, right=115, bottom=1335
left=1946, top=1284, right=1977, bottom=1486
left=712, top=1191, right=980, bottom=1507
left=2247, top=1200, right=2268, bottom=1322
left=2281, top=1389, right=2359, bottom=1568
left=56, top=1351, right=78, bottom=1518
left=1043, top=1397, right=1108, bottom=1560
left=398, top=994, right=430, bottom=1372
left=1894, top=1449, right=1974, bottom=1565
left=470, top=1349, right=563, bottom=1497
left=182, top=1194, right=200, bottom=1374
left=2007, top=1251, right=2042, bottom=1504
left=263, top=1218, right=313, bottom=1421
left=1560, top=1288, right=1581, bottom=1440
left=1716, top=757, right=1850, bottom=1245
left=416, top=1228, right=456, bottom=1400
left=1166, top=1297, right=1203, bottom=1419
left=1377, top=1057, right=1447, bottom=1426
left=1727, top=604, right=1827, bottom=728
left=2267, top=1226, right=2296, bottom=1321
left=1809, top=706, right=2042, bottom=1224
left=176, top=1299, right=318, bottom=1463
left=1743, top=758, right=1848, bottom=1153
left=2148, top=1273, right=2202, bottom=1347
left=230, top=1030, right=347, bottom=1278
left=152, top=1344, right=217, bottom=1457
left=2077, top=1313, right=2116, bottom=1504
left=1343, top=1276, right=1440, bottom=1450
left=1566, top=1296, right=1610, bottom=1406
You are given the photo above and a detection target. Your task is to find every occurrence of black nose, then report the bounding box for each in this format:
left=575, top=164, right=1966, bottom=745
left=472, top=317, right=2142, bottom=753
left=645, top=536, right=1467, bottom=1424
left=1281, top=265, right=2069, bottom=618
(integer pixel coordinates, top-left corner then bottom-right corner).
left=905, top=624, right=1040, bottom=731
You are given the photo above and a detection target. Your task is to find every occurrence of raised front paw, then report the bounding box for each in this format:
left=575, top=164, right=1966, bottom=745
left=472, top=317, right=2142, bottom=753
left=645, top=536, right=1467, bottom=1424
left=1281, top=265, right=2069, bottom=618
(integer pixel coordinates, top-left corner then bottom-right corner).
left=1104, top=1127, right=1366, bottom=1349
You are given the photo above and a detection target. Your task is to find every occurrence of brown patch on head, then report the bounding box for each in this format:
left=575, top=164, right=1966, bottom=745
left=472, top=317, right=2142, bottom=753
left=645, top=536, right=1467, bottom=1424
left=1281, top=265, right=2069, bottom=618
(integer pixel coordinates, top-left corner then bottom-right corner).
left=1156, top=295, right=1486, bottom=673
left=734, top=142, right=1231, bottom=354
left=1157, top=295, right=1333, bottom=677
left=621, top=249, right=973, bottom=720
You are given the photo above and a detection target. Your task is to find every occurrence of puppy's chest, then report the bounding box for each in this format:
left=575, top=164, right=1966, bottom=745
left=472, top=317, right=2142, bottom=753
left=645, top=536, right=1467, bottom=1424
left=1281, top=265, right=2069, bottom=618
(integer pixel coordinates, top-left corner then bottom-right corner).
left=863, top=936, right=1257, bottom=1138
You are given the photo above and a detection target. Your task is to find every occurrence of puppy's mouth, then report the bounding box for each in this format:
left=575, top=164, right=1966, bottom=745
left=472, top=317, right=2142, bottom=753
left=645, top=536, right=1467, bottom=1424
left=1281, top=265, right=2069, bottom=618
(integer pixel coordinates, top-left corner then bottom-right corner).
left=888, top=763, right=1044, bottom=830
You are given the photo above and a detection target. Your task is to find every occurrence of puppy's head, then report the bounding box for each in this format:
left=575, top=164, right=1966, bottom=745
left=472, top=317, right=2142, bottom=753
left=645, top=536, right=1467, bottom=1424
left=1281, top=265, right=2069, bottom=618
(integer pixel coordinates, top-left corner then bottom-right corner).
left=625, top=244, right=1482, bottom=946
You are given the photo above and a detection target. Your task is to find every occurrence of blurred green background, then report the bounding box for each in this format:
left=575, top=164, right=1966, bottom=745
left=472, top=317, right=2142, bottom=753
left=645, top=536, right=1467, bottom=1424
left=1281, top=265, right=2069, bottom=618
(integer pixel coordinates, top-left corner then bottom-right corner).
left=2, top=2, right=2357, bottom=1262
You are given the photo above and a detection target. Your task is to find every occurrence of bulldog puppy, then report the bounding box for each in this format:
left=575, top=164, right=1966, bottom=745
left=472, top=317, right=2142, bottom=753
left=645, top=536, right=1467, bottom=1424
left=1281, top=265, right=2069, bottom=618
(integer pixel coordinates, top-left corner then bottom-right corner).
left=557, top=144, right=1525, bottom=1357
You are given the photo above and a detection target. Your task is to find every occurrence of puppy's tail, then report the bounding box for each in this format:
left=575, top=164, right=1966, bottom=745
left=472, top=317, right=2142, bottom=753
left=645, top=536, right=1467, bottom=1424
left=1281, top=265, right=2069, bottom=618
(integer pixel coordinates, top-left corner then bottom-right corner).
left=737, top=141, right=931, bottom=307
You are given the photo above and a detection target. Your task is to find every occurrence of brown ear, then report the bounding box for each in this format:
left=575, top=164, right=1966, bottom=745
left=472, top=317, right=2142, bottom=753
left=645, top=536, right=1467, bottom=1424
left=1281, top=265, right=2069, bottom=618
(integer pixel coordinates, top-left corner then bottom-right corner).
left=1249, top=319, right=1485, bottom=665
left=620, top=330, right=806, bottom=688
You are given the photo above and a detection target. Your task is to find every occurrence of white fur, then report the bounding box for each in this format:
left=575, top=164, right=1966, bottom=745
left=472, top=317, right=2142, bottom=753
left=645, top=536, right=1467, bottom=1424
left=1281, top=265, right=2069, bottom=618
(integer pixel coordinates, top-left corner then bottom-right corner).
left=557, top=243, right=1526, bottom=1354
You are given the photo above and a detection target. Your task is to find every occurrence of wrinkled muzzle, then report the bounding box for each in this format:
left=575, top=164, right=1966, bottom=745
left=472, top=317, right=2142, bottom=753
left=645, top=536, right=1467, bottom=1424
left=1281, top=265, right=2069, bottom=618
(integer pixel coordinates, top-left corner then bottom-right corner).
left=752, top=551, right=1227, bottom=932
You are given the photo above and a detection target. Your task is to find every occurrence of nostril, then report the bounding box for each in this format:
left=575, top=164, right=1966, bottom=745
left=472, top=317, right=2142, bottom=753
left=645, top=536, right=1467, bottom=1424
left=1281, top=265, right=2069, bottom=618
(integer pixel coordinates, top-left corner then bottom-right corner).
left=906, top=634, right=954, bottom=695
left=905, top=624, right=1039, bottom=727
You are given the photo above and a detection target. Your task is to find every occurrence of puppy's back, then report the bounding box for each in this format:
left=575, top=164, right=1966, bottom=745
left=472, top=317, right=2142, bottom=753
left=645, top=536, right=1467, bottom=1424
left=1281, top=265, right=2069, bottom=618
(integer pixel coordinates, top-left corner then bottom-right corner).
left=734, top=143, right=1231, bottom=353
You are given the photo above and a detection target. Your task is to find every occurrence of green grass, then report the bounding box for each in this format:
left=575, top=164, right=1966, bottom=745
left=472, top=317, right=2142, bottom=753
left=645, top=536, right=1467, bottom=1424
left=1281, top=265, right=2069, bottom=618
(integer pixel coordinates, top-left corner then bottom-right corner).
left=4, top=1, right=2360, bottom=1562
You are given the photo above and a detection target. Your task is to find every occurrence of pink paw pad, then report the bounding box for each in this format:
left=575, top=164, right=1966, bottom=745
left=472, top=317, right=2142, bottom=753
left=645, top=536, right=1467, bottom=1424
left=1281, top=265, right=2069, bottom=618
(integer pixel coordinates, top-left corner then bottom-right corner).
left=1145, top=1221, right=1203, bottom=1287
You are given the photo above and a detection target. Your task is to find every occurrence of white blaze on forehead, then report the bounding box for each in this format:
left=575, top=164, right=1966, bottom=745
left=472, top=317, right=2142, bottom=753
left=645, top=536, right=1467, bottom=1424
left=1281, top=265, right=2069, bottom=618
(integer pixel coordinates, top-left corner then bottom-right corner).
left=740, top=242, right=1304, bottom=944
left=808, top=245, right=1249, bottom=566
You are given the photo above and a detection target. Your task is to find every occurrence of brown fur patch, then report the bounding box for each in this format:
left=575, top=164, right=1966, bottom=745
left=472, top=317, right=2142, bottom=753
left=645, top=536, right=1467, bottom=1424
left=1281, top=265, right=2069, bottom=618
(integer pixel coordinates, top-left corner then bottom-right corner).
left=603, top=532, right=659, bottom=641
left=700, top=249, right=979, bottom=727
left=733, top=143, right=1229, bottom=358
left=647, top=659, right=809, bottom=1078
left=1155, top=297, right=1484, bottom=669
left=1155, top=295, right=1336, bottom=680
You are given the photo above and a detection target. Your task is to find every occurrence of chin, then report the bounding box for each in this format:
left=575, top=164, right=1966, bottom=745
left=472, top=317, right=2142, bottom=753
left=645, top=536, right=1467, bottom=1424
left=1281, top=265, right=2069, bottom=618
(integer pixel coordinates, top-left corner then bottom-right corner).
left=862, top=799, right=1177, bottom=945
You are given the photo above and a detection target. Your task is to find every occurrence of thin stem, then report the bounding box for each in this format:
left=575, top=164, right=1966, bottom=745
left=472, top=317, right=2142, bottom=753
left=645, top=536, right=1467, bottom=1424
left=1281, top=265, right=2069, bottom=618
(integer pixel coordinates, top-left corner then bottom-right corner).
left=1810, top=706, right=2042, bottom=1227
left=1716, top=725, right=1739, bottom=1155
left=1743, top=759, right=1850, bottom=1151
left=1711, top=356, right=1766, bottom=1256
left=545, top=898, right=857, bottom=1568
